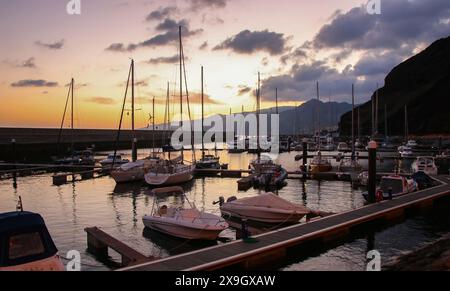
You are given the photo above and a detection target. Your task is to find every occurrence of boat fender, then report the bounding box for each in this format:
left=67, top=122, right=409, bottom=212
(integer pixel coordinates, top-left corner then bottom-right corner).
left=376, top=190, right=384, bottom=202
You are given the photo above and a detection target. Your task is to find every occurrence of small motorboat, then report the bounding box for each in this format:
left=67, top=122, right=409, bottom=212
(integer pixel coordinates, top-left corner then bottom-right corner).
left=100, top=154, right=130, bottom=168
left=308, top=152, right=332, bottom=173
left=250, top=155, right=288, bottom=188
left=399, top=147, right=414, bottom=158
left=218, top=193, right=310, bottom=224
left=411, top=156, right=438, bottom=176
left=357, top=171, right=369, bottom=186
left=362, top=175, right=418, bottom=201
left=142, top=187, right=228, bottom=240
left=406, top=140, right=418, bottom=148
left=0, top=210, right=64, bottom=271
left=196, top=155, right=221, bottom=170
left=337, top=142, right=349, bottom=152
left=144, top=156, right=195, bottom=186
left=338, top=158, right=363, bottom=173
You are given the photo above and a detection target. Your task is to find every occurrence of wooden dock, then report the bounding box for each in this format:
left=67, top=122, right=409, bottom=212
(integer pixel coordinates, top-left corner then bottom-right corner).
left=85, top=227, right=156, bottom=267
left=119, top=175, right=450, bottom=271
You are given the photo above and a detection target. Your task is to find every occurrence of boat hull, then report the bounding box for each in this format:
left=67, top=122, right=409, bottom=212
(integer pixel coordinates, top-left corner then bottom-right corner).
left=111, top=167, right=144, bottom=183
left=145, top=167, right=194, bottom=186
left=220, top=205, right=306, bottom=223
left=142, top=217, right=225, bottom=240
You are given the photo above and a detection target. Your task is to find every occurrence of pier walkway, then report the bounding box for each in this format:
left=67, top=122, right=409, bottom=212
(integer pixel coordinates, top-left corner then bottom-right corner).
left=120, top=175, right=450, bottom=271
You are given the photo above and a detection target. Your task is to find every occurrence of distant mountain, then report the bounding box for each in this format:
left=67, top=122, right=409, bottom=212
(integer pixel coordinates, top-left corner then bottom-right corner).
left=150, top=100, right=352, bottom=135
left=340, top=36, right=450, bottom=136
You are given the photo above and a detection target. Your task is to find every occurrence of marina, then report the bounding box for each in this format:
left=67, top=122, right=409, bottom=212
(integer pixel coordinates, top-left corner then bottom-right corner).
left=1, top=0, right=450, bottom=275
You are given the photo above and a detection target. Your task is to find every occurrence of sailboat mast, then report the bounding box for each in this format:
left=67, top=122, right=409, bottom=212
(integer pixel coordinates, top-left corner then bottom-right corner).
left=179, top=26, right=184, bottom=162
left=405, top=106, right=408, bottom=142
left=375, top=83, right=379, bottom=136
left=131, top=59, right=137, bottom=162
left=385, top=104, right=388, bottom=139
left=257, top=72, right=261, bottom=159
left=201, top=66, right=205, bottom=160
left=71, top=78, right=74, bottom=158
left=351, top=84, right=355, bottom=160
left=275, top=88, right=278, bottom=114
left=152, top=97, right=155, bottom=153
left=316, top=81, right=320, bottom=151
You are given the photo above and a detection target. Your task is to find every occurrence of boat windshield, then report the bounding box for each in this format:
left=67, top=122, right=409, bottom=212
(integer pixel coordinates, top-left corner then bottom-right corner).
left=380, top=178, right=404, bottom=194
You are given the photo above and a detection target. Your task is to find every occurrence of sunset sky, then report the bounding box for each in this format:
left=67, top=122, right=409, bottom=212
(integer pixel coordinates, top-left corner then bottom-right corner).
left=1, top=0, right=449, bottom=129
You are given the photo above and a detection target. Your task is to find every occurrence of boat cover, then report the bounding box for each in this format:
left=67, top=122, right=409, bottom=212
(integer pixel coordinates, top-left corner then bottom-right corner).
left=230, top=194, right=309, bottom=212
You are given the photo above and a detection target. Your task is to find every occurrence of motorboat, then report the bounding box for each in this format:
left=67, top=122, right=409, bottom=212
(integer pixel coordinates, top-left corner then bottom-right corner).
left=308, top=152, right=332, bottom=173
left=142, top=187, right=228, bottom=240
left=100, top=153, right=130, bottom=168
left=362, top=175, right=418, bottom=201
left=218, top=193, right=310, bottom=224
left=250, top=155, right=288, bottom=189
left=337, top=142, right=349, bottom=152
left=399, top=147, right=414, bottom=158
left=357, top=171, right=369, bottom=186
left=144, top=156, right=195, bottom=186
left=54, top=149, right=95, bottom=166
left=338, top=158, right=363, bottom=173
left=0, top=211, right=64, bottom=271
left=196, top=155, right=221, bottom=170
left=406, top=140, right=418, bottom=148
left=411, top=156, right=438, bottom=176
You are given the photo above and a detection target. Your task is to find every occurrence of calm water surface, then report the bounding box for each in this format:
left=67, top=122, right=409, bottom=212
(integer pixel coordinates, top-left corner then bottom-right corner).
left=0, top=150, right=448, bottom=270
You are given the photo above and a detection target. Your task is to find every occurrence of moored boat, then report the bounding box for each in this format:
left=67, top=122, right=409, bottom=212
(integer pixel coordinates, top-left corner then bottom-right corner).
left=308, top=152, right=332, bottom=173
left=362, top=175, right=418, bottom=201
left=0, top=211, right=64, bottom=271
left=142, top=187, right=228, bottom=240
left=218, top=193, right=310, bottom=224
left=411, top=156, right=438, bottom=176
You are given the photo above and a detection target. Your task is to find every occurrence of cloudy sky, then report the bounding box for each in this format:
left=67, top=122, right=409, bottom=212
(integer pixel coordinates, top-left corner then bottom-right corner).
left=1, top=0, right=449, bottom=128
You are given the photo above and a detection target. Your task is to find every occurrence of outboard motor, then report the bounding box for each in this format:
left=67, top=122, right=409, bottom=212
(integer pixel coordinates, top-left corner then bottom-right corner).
left=213, top=196, right=226, bottom=206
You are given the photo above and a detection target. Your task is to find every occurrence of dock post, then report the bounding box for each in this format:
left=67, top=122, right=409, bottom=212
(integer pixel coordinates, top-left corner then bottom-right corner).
left=368, top=140, right=378, bottom=203
left=132, top=138, right=138, bottom=162
left=302, top=139, right=308, bottom=179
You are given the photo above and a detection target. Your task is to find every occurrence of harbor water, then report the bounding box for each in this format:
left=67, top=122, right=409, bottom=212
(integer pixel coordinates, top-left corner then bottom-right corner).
left=0, top=149, right=448, bottom=271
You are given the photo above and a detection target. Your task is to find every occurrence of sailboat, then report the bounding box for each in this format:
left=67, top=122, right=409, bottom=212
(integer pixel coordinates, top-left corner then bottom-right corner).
left=53, top=78, right=95, bottom=167
left=196, top=66, right=221, bottom=170
left=249, top=73, right=288, bottom=188
left=144, top=26, right=196, bottom=187
left=308, top=82, right=332, bottom=173
left=338, top=84, right=362, bottom=173
left=111, top=59, right=153, bottom=183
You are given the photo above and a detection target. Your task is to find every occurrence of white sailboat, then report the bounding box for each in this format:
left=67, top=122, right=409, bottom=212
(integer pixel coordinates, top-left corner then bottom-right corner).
left=144, top=26, right=195, bottom=186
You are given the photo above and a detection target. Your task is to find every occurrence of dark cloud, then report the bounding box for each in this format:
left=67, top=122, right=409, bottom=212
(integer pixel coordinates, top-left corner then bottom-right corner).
left=188, top=0, right=228, bottom=11
left=199, top=41, right=208, bottom=50
left=237, top=85, right=252, bottom=96
left=11, top=79, right=59, bottom=88
left=35, top=39, right=65, bottom=50
left=313, top=0, right=450, bottom=50
left=146, top=55, right=179, bottom=65
left=106, top=19, right=202, bottom=52
left=214, top=29, right=288, bottom=55
left=85, top=97, right=116, bottom=105
left=280, top=47, right=308, bottom=64
left=261, top=61, right=379, bottom=103
left=146, top=6, right=177, bottom=21
left=3, top=57, right=37, bottom=69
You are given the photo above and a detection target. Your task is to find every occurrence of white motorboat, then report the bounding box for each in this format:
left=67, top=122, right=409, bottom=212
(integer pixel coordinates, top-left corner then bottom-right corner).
left=406, top=140, right=418, bottom=148
left=337, top=142, right=349, bottom=152
left=362, top=175, right=418, bottom=201
left=399, top=147, right=414, bottom=158
left=219, top=193, right=310, bottom=224
left=100, top=154, right=130, bottom=168
left=196, top=155, right=221, bottom=170
left=142, top=187, right=228, bottom=240
left=338, top=158, right=363, bottom=173
left=411, top=156, right=438, bottom=175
